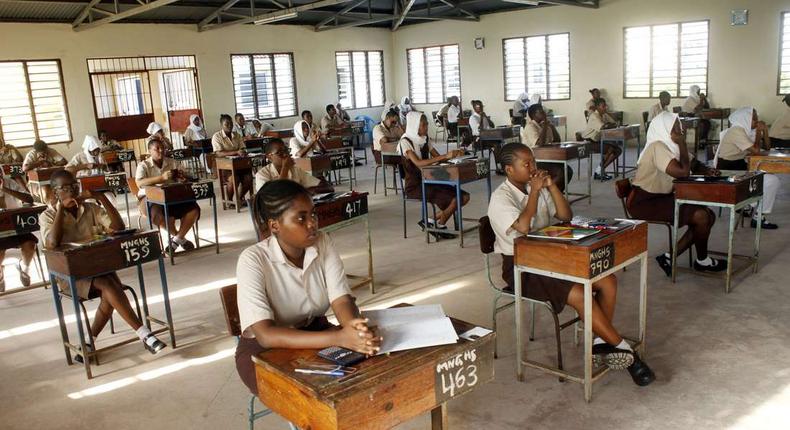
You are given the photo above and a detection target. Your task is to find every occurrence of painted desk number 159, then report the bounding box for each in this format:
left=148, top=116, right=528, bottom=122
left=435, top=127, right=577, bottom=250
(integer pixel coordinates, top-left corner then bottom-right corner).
left=120, top=237, right=151, bottom=265
left=437, top=349, right=479, bottom=398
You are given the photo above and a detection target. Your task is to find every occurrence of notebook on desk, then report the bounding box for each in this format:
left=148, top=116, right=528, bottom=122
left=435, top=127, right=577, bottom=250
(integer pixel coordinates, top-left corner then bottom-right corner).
left=526, top=225, right=600, bottom=241
left=447, top=155, right=476, bottom=164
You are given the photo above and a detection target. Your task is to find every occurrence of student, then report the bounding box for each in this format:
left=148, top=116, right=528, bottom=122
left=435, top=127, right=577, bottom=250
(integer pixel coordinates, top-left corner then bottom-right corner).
left=398, top=96, right=414, bottom=125
left=0, top=133, right=24, bottom=165
left=520, top=103, right=572, bottom=190
left=373, top=109, right=404, bottom=152
left=582, top=98, right=623, bottom=181
left=41, top=170, right=166, bottom=358
left=335, top=102, right=351, bottom=122
left=301, top=110, right=324, bottom=138
left=251, top=119, right=273, bottom=137
left=628, top=111, right=726, bottom=274
left=681, top=85, right=711, bottom=141
left=22, top=139, right=67, bottom=173
left=183, top=114, right=209, bottom=143
left=768, top=94, right=790, bottom=148
left=437, top=97, right=452, bottom=126
left=254, top=139, right=333, bottom=193
left=647, top=91, right=671, bottom=122
left=146, top=122, right=173, bottom=151
left=66, top=136, right=106, bottom=177
left=585, top=88, right=602, bottom=114
left=488, top=142, right=654, bottom=385
left=399, top=111, right=469, bottom=234
left=233, top=113, right=257, bottom=139
left=0, top=174, right=37, bottom=292
left=235, top=179, right=381, bottom=394
left=714, top=107, right=779, bottom=229
left=212, top=114, right=253, bottom=205
left=469, top=99, right=494, bottom=141
left=98, top=130, right=123, bottom=152
left=381, top=100, right=398, bottom=122
left=321, top=104, right=346, bottom=135
left=289, top=120, right=324, bottom=158
left=445, top=96, right=461, bottom=139
left=135, top=139, right=200, bottom=252
left=512, top=92, right=530, bottom=121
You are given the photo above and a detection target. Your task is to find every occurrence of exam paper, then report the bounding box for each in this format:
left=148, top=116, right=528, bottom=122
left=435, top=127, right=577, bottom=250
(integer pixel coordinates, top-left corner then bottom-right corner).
left=363, top=305, right=459, bottom=354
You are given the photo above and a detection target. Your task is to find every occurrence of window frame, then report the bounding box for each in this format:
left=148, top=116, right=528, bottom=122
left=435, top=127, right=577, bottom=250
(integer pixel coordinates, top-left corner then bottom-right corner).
left=406, top=43, right=462, bottom=104
left=0, top=58, right=72, bottom=148
left=622, top=19, right=710, bottom=99
left=501, top=32, right=571, bottom=102
left=229, top=52, right=299, bottom=120
left=777, top=11, right=790, bottom=95
left=334, top=50, right=386, bottom=109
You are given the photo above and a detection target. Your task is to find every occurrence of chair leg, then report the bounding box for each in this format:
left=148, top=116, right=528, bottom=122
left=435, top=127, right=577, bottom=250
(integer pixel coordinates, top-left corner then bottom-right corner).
left=248, top=395, right=256, bottom=430
left=78, top=300, right=98, bottom=366
left=373, top=165, right=380, bottom=194
left=402, top=199, right=408, bottom=239
left=491, top=294, right=500, bottom=359
left=550, top=308, right=565, bottom=382
left=109, top=312, right=115, bottom=334
left=382, top=166, right=388, bottom=197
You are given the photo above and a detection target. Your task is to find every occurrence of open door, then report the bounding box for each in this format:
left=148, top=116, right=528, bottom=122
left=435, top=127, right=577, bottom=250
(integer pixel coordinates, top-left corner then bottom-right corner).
left=162, top=69, right=201, bottom=146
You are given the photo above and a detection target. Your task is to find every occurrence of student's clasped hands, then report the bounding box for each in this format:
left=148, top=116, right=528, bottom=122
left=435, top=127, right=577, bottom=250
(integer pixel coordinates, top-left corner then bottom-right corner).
left=529, top=169, right=551, bottom=191
left=340, top=318, right=382, bottom=356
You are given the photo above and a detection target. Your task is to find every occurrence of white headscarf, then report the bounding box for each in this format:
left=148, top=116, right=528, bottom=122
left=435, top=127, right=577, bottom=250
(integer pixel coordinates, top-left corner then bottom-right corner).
left=687, top=85, right=701, bottom=103
left=713, top=107, right=755, bottom=166
left=381, top=101, right=396, bottom=121
left=146, top=122, right=163, bottom=136
left=82, top=135, right=101, bottom=164
left=638, top=111, right=681, bottom=164
left=529, top=93, right=542, bottom=106
left=399, top=96, right=412, bottom=112
left=402, top=111, right=427, bottom=149
left=519, top=92, right=529, bottom=102
left=293, top=120, right=311, bottom=146
left=187, top=114, right=207, bottom=137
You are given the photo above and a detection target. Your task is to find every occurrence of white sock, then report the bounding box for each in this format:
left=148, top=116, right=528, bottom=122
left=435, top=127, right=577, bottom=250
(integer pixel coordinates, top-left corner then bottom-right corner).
left=595, top=165, right=602, bottom=175
left=663, top=252, right=670, bottom=259
left=696, top=256, right=713, bottom=266
left=615, top=339, right=633, bottom=352
left=593, top=337, right=605, bottom=346
left=173, top=236, right=186, bottom=245
left=19, top=262, right=30, bottom=273
left=136, top=326, right=152, bottom=341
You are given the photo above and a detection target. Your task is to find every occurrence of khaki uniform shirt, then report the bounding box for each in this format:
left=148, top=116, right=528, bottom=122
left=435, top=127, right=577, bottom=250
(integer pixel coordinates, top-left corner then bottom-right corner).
left=632, top=142, right=680, bottom=195
left=211, top=131, right=245, bottom=153
left=372, top=123, right=404, bottom=151
left=487, top=179, right=557, bottom=256
left=718, top=127, right=753, bottom=162
left=40, top=202, right=113, bottom=247
left=254, top=163, right=320, bottom=193
left=134, top=157, right=181, bottom=197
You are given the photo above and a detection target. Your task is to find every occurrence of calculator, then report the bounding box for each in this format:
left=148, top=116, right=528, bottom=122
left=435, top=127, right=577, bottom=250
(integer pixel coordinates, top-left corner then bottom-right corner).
left=317, top=346, right=367, bottom=366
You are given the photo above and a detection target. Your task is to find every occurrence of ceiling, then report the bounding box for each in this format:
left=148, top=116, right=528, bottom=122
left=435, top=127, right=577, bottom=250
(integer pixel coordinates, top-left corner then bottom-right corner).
left=0, top=0, right=597, bottom=32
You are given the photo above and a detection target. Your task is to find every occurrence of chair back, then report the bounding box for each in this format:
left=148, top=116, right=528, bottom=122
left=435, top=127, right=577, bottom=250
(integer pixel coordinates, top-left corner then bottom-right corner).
left=642, top=111, right=649, bottom=127
left=372, top=148, right=383, bottom=166
left=672, top=106, right=682, bottom=114
left=219, top=284, right=241, bottom=337
left=479, top=216, right=496, bottom=255
left=574, top=131, right=583, bottom=142
left=614, top=178, right=633, bottom=218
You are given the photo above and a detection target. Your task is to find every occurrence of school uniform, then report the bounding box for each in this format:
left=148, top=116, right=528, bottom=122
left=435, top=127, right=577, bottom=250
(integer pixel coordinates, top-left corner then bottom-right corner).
left=469, top=112, right=493, bottom=137
left=372, top=123, right=403, bottom=152
left=22, top=148, right=66, bottom=171
left=211, top=131, right=245, bottom=153
left=235, top=232, right=352, bottom=394
left=520, top=120, right=572, bottom=187
left=647, top=103, right=668, bottom=122
left=320, top=115, right=344, bottom=134
left=66, top=152, right=106, bottom=177
left=100, top=140, right=123, bottom=152
left=0, top=145, right=23, bottom=164
left=146, top=135, right=173, bottom=151
left=254, top=163, right=320, bottom=193
left=769, top=105, right=790, bottom=148
left=233, top=122, right=257, bottom=139
left=183, top=127, right=208, bottom=143
left=134, top=157, right=200, bottom=226
left=0, top=178, right=37, bottom=251
left=446, top=105, right=460, bottom=137
left=289, top=121, right=317, bottom=158
left=487, top=179, right=574, bottom=312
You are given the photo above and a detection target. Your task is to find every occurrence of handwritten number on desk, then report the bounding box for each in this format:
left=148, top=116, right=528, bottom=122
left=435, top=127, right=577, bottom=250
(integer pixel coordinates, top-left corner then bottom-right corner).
left=590, top=243, right=615, bottom=278
left=577, top=145, right=587, bottom=158
left=121, top=237, right=151, bottom=265
left=436, top=349, right=479, bottom=401
left=344, top=200, right=362, bottom=219
left=8, top=165, right=23, bottom=176
left=191, top=183, right=212, bottom=199
left=15, top=214, right=39, bottom=232
left=104, top=174, right=127, bottom=192
left=118, top=151, right=135, bottom=162
left=476, top=160, right=488, bottom=177
left=331, top=154, right=351, bottom=169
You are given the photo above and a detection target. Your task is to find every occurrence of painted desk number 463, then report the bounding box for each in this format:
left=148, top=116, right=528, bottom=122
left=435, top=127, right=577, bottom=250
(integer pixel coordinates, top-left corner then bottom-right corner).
left=437, top=349, right=479, bottom=398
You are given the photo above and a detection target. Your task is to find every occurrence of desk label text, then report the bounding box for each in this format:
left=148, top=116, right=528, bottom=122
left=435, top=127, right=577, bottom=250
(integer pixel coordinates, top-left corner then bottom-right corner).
left=120, top=236, right=158, bottom=266
left=590, top=243, right=615, bottom=278
left=330, top=153, right=352, bottom=170
left=343, top=197, right=368, bottom=220
left=15, top=213, right=39, bottom=232
left=117, top=150, right=135, bottom=162
left=434, top=339, right=494, bottom=403
left=191, top=182, right=213, bottom=199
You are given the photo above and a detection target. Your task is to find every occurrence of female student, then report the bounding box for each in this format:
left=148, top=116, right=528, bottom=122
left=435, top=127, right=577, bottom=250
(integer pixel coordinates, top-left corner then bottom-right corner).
left=488, top=143, right=654, bottom=386
left=0, top=174, right=37, bottom=292
left=768, top=94, right=790, bottom=148
left=585, top=88, right=602, bottom=114
left=66, top=136, right=106, bottom=177
left=183, top=114, right=209, bottom=143
left=373, top=109, right=404, bottom=152
left=512, top=92, right=530, bottom=123
left=301, top=110, right=323, bottom=138
left=146, top=122, right=173, bottom=151
left=681, top=85, right=711, bottom=141
left=251, top=119, right=273, bottom=137
left=582, top=98, right=623, bottom=181
left=289, top=120, right=324, bottom=158
left=321, top=104, right=346, bottom=135
left=715, top=107, right=780, bottom=230
left=98, top=130, right=122, bottom=152
left=381, top=101, right=398, bottom=122
left=41, top=170, right=166, bottom=359
left=212, top=114, right=253, bottom=206
left=0, top=133, right=24, bottom=165
left=335, top=102, right=351, bottom=122
left=520, top=103, right=572, bottom=191
left=254, top=139, right=333, bottom=194
left=398, top=96, right=414, bottom=125
left=235, top=180, right=381, bottom=394
left=647, top=91, right=671, bottom=122
left=233, top=113, right=257, bottom=138
left=398, top=111, right=469, bottom=234
left=469, top=99, right=494, bottom=150
left=627, top=111, right=726, bottom=275
left=22, top=139, right=67, bottom=203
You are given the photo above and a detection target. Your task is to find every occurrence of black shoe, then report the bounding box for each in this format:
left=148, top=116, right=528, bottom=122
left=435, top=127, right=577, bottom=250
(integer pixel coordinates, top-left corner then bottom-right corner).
left=143, top=335, right=167, bottom=355
left=655, top=254, right=672, bottom=278
left=693, top=258, right=728, bottom=273
left=592, top=343, right=634, bottom=370
left=751, top=218, right=778, bottom=230
left=627, top=354, right=656, bottom=386
left=594, top=172, right=612, bottom=181
left=73, top=344, right=94, bottom=364
left=165, top=242, right=179, bottom=254
left=180, top=240, right=195, bottom=251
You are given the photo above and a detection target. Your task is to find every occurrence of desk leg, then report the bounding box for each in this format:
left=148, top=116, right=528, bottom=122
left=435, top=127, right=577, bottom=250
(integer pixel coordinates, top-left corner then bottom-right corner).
left=514, top=266, right=524, bottom=382
left=218, top=169, right=228, bottom=210
left=68, top=276, right=92, bottom=379
left=231, top=168, right=240, bottom=213
left=124, top=191, right=131, bottom=227
left=563, top=160, right=569, bottom=201
left=213, top=195, right=220, bottom=254
left=587, top=151, right=593, bottom=204
left=599, top=140, right=605, bottom=182
left=639, top=253, right=648, bottom=357
left=671, top=201, right=680, bottom=283
left=486, top=174, right=492, bottom=202
left=366, top=216, right=375, bottom=294
left=754, top=198, right=762, bottom=274
left=50, top=273, right=72, bottom=365
left=583, top=280, right=593, bottom=403
left=164, top=204, right=174, bottom=266
left=349, top=158, right=355, bottom=191
left=456, top=181, right=464, bottom=248
left=421, top=180, right=429, bottom=243
left=725, top=206, right=736, bottom=294
left=158, top=256, right=176, bottom=347
left=430, top=403, right=448, bottom=430
left=136, top=265, right=151, bottom=330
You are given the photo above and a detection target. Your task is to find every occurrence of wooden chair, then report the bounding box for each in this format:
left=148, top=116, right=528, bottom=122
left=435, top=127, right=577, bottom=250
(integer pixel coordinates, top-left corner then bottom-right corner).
left=642, top=111, right=650, bottom=132
left=672, top=106, right=682, bottom=114
left=432, top=111, right=446, bottom=146
left=397, top=164, right=442, bottom=240
left=372, top=149, right=400, bottom=196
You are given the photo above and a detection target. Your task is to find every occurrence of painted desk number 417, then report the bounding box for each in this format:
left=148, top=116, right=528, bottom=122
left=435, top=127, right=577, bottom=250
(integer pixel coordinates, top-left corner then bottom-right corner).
left=344, top=200, right=362, bottom=219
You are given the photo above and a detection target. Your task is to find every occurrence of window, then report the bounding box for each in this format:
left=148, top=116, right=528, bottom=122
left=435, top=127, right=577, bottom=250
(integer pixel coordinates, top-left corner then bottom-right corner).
left=779, top=12, right=790, bottom=94
left=407, top=44, right=460, bottom=104
left=503, top=33, right=570, bottom=101
left=624, top=20, right=709, bottom=98
left=231, top=53, right=297, bottom=119
left=0, top=60, right=71, bottom=147
left=335, top=51, right=385, bottom=109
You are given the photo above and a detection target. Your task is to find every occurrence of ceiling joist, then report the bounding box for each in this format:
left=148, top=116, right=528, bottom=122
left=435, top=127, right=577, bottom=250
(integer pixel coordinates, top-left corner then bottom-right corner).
left=72, top=0, right=182, bottom=31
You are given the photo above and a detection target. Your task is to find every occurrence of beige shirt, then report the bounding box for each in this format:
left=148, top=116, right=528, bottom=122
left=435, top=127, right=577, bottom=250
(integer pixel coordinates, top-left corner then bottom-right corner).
left=40, top=202, right=113, bottom=247
left=372, top=123, right=404, bottom=151
left=585, top=98, right=595, bottom=113
left=134, top=157, right=181, bottom=197
left=289, top=137, right=315, bottom=158
left=0, top=145, right=23, bottom=165
left=0, top=176, right=28, bottom=210
left=632, top=142, right=679, bottom=195
left=769, top=106, right=790, bottom=140
left=718, top=127, right=754, bottom=161
left=681, top=97, right=701, bottom=114
left=647, top=103, right=669, bottom=122
left=398, top=136, right=432, bottom=160
left=22, top=148, right=66, bottom=171
left=321, top=115, right=344, bottom=134
left=582, top=111, right=617, bottom=142
left=211, top=131, right=244, bottom=153
left=236, top=232, right=352, bottom=338
left=487, top=179, right=557, bottom=256
left=67, top=152, right=106, bottom=177
left=183, top=128, right=208, bottom=143
left=469, top=113, right=492, bottom=137
left=254, top=163, right=320, bottom=193
left=520, top=119, right=558, bottom=148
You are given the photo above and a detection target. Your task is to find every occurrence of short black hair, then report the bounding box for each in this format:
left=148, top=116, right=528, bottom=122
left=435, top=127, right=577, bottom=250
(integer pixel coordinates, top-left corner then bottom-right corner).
left=385, top=109, right=399, bottom=119
left=499, top=142, right=532, bottom=167
left=326, top=104, right=335, bottom=113
left=148, top=137, right=164, bottom=149
left=220, top=114, right=233, bottom=123
left=234, top=113, right=244, bottom=119
left=301, top=110, right=311, bottom=118
left=593, top=97, right=607, bottom=108
left=254, top=179, right=312, bottom=225
left=471, top=100, right=483, bottom=108
left=659, top=91, right=671, bottom=98
left=527, top=103, right=544, bottom=119
left=589, top=88, right=599, bottom=94
left=51, top=168, right=76, bottom=185
left=263, top=138, right=285, bottom=154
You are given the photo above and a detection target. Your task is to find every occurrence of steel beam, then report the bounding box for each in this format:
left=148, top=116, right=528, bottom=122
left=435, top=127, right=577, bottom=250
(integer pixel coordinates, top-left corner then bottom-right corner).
left=73, top=0, right=182, bottom=30
left=198, top=0, right=353, bottom=31
left=390, top=0, right=414, bottom=31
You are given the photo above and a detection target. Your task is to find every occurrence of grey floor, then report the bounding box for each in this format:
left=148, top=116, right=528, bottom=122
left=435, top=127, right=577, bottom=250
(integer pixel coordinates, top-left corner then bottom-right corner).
left=1, top=147, right=789, bottom=430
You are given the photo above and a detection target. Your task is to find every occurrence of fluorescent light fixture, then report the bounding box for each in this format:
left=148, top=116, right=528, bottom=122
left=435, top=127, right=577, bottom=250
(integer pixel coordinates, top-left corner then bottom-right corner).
left=254, top=12, right=298, bottom=25
left=502, top=0, right=541, bottom=5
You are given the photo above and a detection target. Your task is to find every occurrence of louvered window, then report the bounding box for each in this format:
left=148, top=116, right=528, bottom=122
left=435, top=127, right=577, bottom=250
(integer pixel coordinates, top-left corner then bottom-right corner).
left=407, top=44, right=460, bottom=104
left=231, top=53, right=297, bottom=119
left=503, top=33, right=570, bottom=101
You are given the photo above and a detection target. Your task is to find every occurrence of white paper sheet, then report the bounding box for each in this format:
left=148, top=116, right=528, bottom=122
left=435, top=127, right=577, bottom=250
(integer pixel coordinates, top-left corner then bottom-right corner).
left=376, top=317, right=459, bottom=354
left=363, top=304, right=446, bottom=327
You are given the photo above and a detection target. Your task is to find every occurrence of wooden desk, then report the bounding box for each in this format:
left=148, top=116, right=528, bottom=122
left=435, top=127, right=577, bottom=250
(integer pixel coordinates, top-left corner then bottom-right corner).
left=1, top=163, right=24, bottom=178
left=252, top=311, right=495, bottom=430
left=215, top=155, right=264, bottom=212
left=0, top=204, right=48, bottom=297
left=747, top=149, right=790, bottom=174
left=548, top=114, right=568, bottom=140
left=377, top=142, right=402, bottom=197
left=44, top=230, right=175, bottom=379
left=600, top=124, right=641, bottom=180
left=242, top=137, right=271, bottom=154
left=479, top=126, right=519, bottom=171
left=264, top=129, right=295, bottom=139
left=78, top=172, right=132, bottom=226
left=27, top=166, right=65, bottom=185
left=144, top=180, right=219, bottom=264
left=671, top=173, right=764, bottom=293
left=185, top=139, right=214, bottom=177
left=295, top=154, right=333, bottom=179
left=513, top=221, right=648, bottom=402
left=420, top=159, right=492, bottom=247
left=315, top=192, right=374, bottom=294
left=532, top=141, right=592, bottom=204
left=101, top=149, right=137, bottom=175
left=324, top=148, right=355, bottom=191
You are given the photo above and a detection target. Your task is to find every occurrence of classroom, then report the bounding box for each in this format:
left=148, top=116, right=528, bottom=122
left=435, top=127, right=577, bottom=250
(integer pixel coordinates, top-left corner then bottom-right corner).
left=1, top=0, right=788, bottom=428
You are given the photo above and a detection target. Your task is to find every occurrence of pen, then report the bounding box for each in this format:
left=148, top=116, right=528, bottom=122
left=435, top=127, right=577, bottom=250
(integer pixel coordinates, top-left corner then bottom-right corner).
left=294, top=368, right=345, bottom=376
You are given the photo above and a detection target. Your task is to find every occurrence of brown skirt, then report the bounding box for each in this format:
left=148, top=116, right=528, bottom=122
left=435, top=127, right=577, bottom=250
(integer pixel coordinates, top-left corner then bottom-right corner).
left=57, top=273, right=121, bottom=300
left=501, top=254, right=574, bottom=313
left=139, top=198, right=200, bottom=227
left=0, top=232, right=37, bottom=250
left=405, top=184, right=470, bottom=211
left=626, top=186, right=704, bottom=225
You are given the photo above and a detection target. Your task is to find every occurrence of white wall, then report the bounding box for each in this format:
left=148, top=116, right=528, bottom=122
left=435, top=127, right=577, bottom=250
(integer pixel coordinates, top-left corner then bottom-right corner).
left=0, top=22, right=393, bottom=158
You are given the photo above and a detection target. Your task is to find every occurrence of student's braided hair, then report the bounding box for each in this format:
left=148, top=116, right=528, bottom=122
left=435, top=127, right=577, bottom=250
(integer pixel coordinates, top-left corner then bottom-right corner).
left=498, top=142, right=531, bottom=167
left=254, top=179, right=311, bottom=225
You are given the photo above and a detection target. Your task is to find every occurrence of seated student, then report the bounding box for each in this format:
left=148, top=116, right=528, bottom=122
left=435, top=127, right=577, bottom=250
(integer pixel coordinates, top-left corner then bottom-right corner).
left=183, top=114, right=209, bottom=144
left=0, top=175, right=37, bottom=293
left=41, top=170, right=166, bottom=359
left=437, top=97, right=452, bottom=126
left=235, top=180, right=381, bottom=394
left=373, top=109, right=404, bottom=152
left=335, top=102, right=351, bottom=122
left=289, top=120, right=324, bottom=158
left=251, top=119, right=274, bottom=137
left=715, top=107, right=779, bottom=229
left=769, top=94, right=790, bottom=148
left=398, top=96, right=414, bottom=125
left=627, top=112, right=726, bottom=274
left=512, top=92, right=530, bottom=122
left=321, top=104, right=346, bottom=135
left=254, top=139, right=333, bottom=194
left=381, top=100, right=398, bottom=122
left=585, top=88, right=602, bottom=115
left=212, top=114, right=253, bottom=205
left=489, top=142, right=654, bottom=385
left=66, top=136, right=106, bottom=177
left=520, top=103, right=573, bottom=191
left=399, top=111, right=469, bottom=234
left=0, top=133, right=26, bottom=190
left=23, top=139, right=67, bottom=203
left=647, top=91, right=671, bottom=122
left=135, top=138, right=200, bottom=252
left=98, top=130, right=123, bottom=152
left=445, top=96, right=461, bottom=139
left=469, top=99, right=494, bottom=147
left=681, top=85, right=711, bottom=141
left=232, top=113, right=257, bottom=139
left=301, top=110, right=323, bottom=137
left=582, top=98, right=623, bottom=181
left=146, top=122, right=173, bottom=151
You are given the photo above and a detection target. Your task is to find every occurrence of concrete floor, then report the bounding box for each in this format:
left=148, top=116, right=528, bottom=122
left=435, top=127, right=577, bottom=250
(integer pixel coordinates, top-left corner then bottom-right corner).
left=1, top=148, right=789, bottom=430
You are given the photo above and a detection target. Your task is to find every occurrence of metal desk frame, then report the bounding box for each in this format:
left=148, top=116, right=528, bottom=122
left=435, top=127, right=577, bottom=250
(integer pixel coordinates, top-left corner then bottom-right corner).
left=535, top=145, right=593, bottom=205
left=321, top=214, right=375, bottom=294
left=600, top=125, right=641, bottom=181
